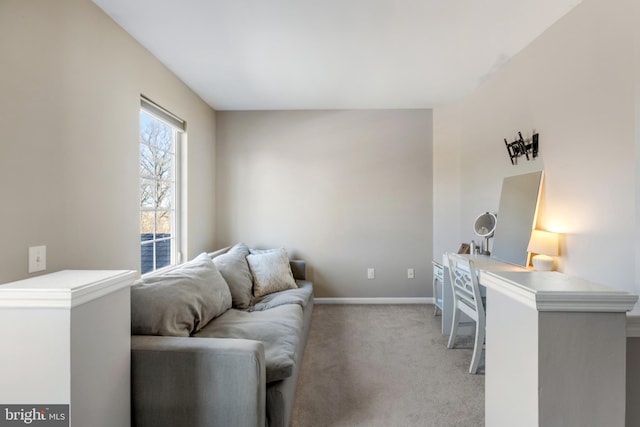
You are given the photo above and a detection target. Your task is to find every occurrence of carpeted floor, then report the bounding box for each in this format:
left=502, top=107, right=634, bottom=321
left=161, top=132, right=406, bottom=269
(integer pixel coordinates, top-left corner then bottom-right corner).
left=290, top=304, right=484, bottom=427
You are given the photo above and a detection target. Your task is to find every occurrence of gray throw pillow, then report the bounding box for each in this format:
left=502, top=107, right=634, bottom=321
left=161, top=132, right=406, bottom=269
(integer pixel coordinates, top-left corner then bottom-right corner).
left=131, top=252, right=232, bottom=336
left=247, top=248, right=298, bottom=298
left=213, top=243, right=254, bottom=309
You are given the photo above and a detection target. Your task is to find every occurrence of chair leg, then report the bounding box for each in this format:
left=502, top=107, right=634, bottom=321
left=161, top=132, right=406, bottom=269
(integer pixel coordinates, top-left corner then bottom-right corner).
left=469, top=321, right=485, bottom=374
left=432, top=277, right=439, bottom=316
left=447, top=305, right=460, bottom=349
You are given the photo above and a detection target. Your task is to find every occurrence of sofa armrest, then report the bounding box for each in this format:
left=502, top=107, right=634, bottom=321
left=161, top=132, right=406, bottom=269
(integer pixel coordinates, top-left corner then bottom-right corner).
left=290, top=260, right=306, bottom=281
left=131, top=335, right=266, bottom=427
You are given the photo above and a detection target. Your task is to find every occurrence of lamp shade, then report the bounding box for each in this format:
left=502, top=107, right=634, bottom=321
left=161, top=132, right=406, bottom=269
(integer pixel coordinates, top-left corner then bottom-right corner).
left=527, top=230, right=559, bottom=256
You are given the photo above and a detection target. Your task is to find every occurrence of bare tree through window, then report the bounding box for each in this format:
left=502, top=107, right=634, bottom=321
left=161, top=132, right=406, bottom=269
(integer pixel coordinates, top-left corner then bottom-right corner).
left=140, top=110, right=177, bottom=273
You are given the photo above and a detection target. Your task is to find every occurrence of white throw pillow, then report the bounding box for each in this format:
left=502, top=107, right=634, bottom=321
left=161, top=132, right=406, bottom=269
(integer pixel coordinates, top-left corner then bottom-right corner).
left=247, top=248, right=298, bottom=298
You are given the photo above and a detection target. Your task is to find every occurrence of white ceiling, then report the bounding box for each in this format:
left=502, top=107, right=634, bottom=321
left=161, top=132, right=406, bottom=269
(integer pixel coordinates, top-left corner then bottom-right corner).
left=92, top=0, right=581, bottom=111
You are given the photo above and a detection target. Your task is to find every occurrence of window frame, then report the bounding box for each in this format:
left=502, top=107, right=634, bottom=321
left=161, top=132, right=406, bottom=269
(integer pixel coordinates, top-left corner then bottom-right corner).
left=139, top=96, right=185, bottom=275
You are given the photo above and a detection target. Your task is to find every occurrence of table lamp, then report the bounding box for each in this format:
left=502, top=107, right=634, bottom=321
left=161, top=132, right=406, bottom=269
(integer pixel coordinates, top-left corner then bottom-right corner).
left=527, top=229, right=559, bottom=271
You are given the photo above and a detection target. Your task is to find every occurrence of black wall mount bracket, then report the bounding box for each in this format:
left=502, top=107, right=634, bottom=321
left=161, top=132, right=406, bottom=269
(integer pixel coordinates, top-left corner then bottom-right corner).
left=504, top=132, right=539, bottom=165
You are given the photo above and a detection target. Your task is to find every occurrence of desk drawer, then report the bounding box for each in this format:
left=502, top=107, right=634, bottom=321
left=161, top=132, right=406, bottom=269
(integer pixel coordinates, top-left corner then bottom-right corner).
left=433, top=262, right=444, bottom=280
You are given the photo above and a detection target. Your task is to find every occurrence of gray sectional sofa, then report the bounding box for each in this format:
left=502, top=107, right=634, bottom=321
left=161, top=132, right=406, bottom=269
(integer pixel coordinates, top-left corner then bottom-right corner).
left=130, top=243, right=314, bottom=427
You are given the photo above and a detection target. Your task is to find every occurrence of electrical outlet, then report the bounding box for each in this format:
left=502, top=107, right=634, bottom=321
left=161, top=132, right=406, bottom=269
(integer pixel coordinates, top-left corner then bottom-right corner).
left=367, top=268, right=375, bottom=279
left=28, top=245, right=46, bottom=273
left=408, top=268, right=415, bottom=279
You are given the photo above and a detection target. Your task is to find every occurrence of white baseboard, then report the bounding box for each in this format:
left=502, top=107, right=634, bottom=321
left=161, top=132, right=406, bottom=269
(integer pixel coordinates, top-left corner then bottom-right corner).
left=314, top=297, right=434, bottom=305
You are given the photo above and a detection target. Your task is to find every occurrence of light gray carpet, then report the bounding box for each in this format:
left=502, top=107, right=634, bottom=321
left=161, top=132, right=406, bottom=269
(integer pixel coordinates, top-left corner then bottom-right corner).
left=291, top=304, right=484, bottom=427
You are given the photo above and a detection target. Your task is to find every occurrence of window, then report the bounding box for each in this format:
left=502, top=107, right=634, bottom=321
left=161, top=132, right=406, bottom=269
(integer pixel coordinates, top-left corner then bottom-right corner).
left=139, top=96, right=184, bottom=274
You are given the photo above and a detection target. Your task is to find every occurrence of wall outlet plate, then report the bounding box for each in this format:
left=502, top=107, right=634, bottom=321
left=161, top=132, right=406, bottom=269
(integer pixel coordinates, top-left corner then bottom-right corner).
left=29, top=245, right=46, bottom=273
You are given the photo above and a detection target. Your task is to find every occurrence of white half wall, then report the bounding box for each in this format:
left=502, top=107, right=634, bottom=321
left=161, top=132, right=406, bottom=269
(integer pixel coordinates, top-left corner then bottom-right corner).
left=434, top=0, right=638, bottom=295
left=215, top=110, right=433, bottom=298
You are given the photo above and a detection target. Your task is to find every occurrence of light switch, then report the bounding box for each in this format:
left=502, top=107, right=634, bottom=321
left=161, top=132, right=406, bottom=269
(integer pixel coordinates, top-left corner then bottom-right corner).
left=367, top=268, right=375, bottom=279
left=28, top=246, right=46, bottom=273
left=408, top=268, right=415, bottom=279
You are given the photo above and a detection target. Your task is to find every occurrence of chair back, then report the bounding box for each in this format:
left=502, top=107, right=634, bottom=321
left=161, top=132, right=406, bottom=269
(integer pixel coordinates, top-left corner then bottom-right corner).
left=446, top=253, right=484, bottom=321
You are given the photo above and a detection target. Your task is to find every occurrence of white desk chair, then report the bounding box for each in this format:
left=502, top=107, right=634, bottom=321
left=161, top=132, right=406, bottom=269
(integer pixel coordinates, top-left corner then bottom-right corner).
left=446, top=253, right=486, bottom=374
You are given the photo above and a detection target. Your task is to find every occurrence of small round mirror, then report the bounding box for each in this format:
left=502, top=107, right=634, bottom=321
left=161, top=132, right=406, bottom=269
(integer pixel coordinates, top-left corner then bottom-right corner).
left=473, top=212, right=497, bottom=237
left=473, top=212, right=497, bottom=256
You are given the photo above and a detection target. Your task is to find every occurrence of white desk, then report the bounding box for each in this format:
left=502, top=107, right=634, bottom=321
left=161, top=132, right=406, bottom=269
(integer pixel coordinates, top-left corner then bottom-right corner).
left=440, top=253, right=527, bottom=335
left=482, top=271, right=638, bottom=427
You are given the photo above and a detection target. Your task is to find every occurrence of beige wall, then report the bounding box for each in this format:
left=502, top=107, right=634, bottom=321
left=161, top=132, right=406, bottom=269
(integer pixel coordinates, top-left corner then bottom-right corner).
left=0, top=0, right=217, bottom=283
left=635, top=0, right=640, bottom=305
left=215, top=110, right=432, bottom=298
left=434, top=0, right=638, bottom=295
left=435, top=3, right=640, bottom=421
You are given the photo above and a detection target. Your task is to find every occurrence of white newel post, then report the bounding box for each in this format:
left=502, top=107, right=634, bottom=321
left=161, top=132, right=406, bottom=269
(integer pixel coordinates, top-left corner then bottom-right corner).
left=0, top=270, right=136, bottom=427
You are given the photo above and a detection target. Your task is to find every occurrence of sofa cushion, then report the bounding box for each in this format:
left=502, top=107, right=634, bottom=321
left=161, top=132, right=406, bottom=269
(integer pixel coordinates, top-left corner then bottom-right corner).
left=247, top=248, right=298, bottom=298
left=213, top=243, right=254, bottom=309
left=131, top=253, right=232, bottom=337
left=251, top=280, right=313, bottom=312
left=194, top=304, right=304, bottom=383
